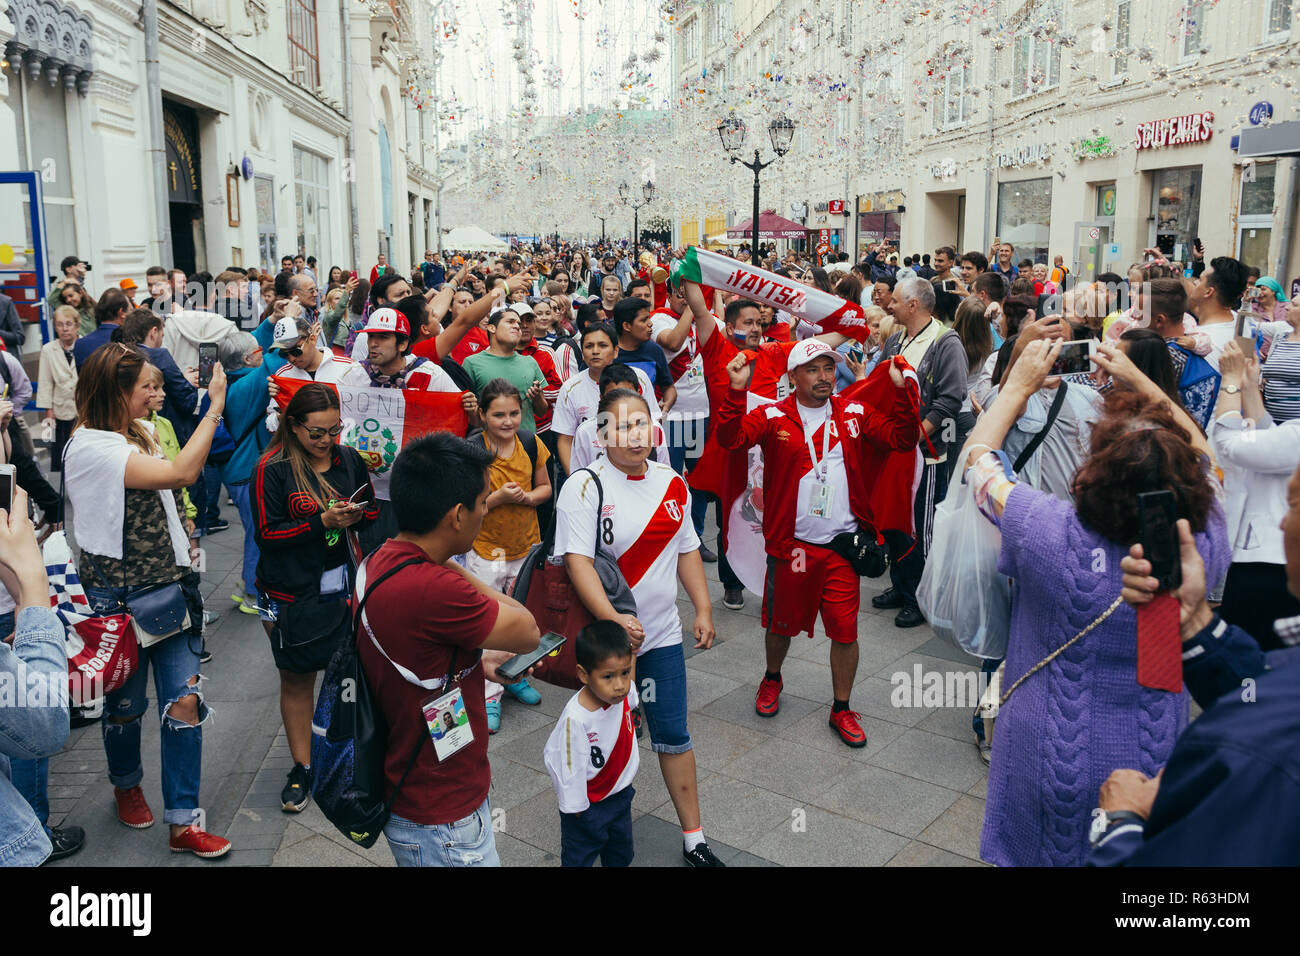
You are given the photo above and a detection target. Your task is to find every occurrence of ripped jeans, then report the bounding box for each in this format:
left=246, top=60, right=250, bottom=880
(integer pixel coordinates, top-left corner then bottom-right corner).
left=85, top=572, right=208, bottom=827
left=384, top=797, right=500, bottom=867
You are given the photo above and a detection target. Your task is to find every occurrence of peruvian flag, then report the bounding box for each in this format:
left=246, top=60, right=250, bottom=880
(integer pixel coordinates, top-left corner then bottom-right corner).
left=272, top=376, right=468, bottom=498
left=672, top=245, right=871, bottom=343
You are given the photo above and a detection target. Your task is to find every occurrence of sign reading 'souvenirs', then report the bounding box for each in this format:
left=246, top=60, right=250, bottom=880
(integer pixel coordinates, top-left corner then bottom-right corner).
left=1135, top=112, right=1215, bottom=151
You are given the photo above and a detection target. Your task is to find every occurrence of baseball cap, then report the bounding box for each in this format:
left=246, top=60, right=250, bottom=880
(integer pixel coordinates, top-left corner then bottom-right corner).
left=119, top=278, right=138, bottom=292
left=270, top=316, right=310, bottom=350
left=361, top=306, right=411, bottom=338
left=787, top=339, right=847, bottom=372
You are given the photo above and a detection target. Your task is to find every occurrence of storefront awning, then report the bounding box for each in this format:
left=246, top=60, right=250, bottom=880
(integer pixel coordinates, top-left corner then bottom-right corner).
left=727, top=211, right=808, bottom=240
left=1237, top=120, right=1300, bottom=158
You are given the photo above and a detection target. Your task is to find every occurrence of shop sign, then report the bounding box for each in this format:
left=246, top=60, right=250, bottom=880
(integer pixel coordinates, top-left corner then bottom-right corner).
left=828, top=200, right=845, bottom=214
left=1072, top=136, right=1118, bottom=161
left=996, top=144, right=1050, bottom=168
left=857, top=190, right=904, bottom=212
left=1135, top=111, right=1214, bottom=151
left=930, top=158, right=958, bottom=179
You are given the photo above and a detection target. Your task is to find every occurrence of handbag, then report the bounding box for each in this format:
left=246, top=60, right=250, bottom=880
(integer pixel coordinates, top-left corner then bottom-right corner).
left=829, top=527, right=889, bottom=577
left=44, top=529, right=139, bottom=706
left=510, top=468, right=636, bottom=690
left=275, top=592, right=351, bottom=648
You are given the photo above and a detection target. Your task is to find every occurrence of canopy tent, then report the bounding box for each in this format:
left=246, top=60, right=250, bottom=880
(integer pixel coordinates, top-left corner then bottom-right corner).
left=726, top=210, right=808, bottom=241
left=441, top=225, right=508, bottom=251
left=708, top=232, right=745, bottom=246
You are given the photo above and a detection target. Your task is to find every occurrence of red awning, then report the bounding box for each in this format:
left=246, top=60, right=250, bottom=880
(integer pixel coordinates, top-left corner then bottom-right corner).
left=726, top=210, right=807, bottom=240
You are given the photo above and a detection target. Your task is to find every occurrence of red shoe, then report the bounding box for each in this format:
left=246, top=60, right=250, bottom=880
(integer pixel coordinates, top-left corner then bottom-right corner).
left=755, top=675, right=783, bottom=717
left=114, top=786, right=155, bottom=829
left=169, top=825, right=232, bottom=859
left=829, top=708, right=868, bottom=748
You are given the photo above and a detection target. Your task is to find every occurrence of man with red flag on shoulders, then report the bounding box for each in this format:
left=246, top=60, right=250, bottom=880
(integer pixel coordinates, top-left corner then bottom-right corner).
left=713, top=339, right=919, bottom=747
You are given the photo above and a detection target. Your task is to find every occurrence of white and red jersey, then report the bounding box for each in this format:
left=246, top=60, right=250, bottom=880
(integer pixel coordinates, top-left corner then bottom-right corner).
left=544, top=684, right=640, bottom=813
left=337, top=354, right=462, bottom=393
left=554, top=459, right=700, bottom=654
left=651, top=309, right=728, bottom=423
left=568, top=417, right=670, bottom=474
left=551, top=367, right=659, bottom=437
left=266, top=351, right=356, bottom=431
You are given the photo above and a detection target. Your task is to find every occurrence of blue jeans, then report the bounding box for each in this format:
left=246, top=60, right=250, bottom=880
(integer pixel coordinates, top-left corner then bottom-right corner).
left=636, top=644, right=692, bottom=755
left=0, top=610, right=52, bottom=837
left=227, top=481, right=260, bottom=600
left=197, top=463, right=223, bottom=529
left=384, top=796, right=500, bottom=867
left=86, top=578, right=209, bottom=827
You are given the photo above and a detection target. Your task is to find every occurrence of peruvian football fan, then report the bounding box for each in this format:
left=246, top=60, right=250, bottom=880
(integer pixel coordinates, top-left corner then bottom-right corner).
left=714, top=340, right=920, bottom=746
left=264, top=315, right=355, bottom=431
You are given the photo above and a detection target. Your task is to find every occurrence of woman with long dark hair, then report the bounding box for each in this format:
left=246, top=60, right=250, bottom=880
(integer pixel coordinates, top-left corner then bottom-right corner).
left=63, top=343, right=231, bottom=858
left=252, top=383, right=378, bottom=811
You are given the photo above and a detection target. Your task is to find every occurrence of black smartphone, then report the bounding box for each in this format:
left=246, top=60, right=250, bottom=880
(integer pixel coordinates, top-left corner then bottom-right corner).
left=497, top=631, right=566, bottom=683
left=197, top=342, right=219, bottom=388
left=0, top=464, right=14, bottom=513
left=1137, top=491, right=1181, bottom=591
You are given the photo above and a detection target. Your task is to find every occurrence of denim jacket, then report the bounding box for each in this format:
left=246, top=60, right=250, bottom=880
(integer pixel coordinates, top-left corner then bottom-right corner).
left=0, top=607, right=69, bottom=866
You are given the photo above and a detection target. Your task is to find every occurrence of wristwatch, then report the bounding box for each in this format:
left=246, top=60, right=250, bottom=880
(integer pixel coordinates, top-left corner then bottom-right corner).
left=1221, top=383, right=1241, bottom=394
left=1088, top=808, right=1146, bottom=846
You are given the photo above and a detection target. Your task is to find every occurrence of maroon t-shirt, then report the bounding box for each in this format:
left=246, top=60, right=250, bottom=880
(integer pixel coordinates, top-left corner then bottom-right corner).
left=357, top=539, right=499, bottom=825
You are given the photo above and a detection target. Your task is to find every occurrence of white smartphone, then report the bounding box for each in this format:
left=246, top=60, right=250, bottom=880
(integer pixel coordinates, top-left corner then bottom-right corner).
left=1050, top=339, right=1098, bottom=376
left=0, top=464, right=14, bottom=512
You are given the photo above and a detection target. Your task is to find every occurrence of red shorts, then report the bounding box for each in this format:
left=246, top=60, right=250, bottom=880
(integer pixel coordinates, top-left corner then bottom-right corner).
left=761, top=542, right=860, bottom=644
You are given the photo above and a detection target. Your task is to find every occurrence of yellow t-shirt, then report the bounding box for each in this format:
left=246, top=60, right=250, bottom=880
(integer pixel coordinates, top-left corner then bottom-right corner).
left=473, top=434, right=551, bottom=560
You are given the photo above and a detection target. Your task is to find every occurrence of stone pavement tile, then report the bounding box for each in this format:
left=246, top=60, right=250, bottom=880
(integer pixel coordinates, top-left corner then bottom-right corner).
left=749, top=806, right=909, bottom=867
left=762, top=656, right=836, bottom=705
left=488, top=758, right=553, bottom=812
left=859, top=618, right=939, bottom=656
left=624, top=813, right=753, bottom=866
left=682, top=636, right=766, bottom=684
left=527, top=678, right=582, bottom=720
left=271, top=832, right=382, bottom=867
left=785, top=634, right=832, bottom=662
left=496, top=831, right=558, bottom=867
left=487, top=703, right=553, bottom=748
left=224, top=847, right=275, bottom=867
left=226, top=806, right=292, bottom=836
left=918, top=701, right=985, bottom=744
left=726, top=851, right=779, bottom=867
left=492, top=724, right=553, bottom=774
left=916, top=794, right=986, bottom=862
left=848, top=676, right=930, bottom=728
left=282, top=804, right=398, bottom=865
left=229, top=829, right=286, bottom=850
left=885, top=840, right=988, bottom=867
left=653, top=774, right=793, bottom=851
left=699, top=684, right=821, bottom=735
left=683, top=666, right=743, bottom=710
left=497, top=789, right=562, bottom=855
left=874, top=650, right=976, bottom=683
left=911, top=634, right=986, bottom=667
left=815, top=766, right=961, bottom=838
left=679, top=712, right=768, bottom=772
left=968, top=774, right=988, bottom=798
left=776, top=706, right=907, bottom=762
left=722, top=736, right=858, bottom=802
left=871, top=728, right=988, bottom=793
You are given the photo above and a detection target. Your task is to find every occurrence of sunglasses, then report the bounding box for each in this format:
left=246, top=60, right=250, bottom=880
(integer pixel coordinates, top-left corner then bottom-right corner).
left=298, top=423, right=344, bottom=440
left=280, top=337, right=307, bottom=357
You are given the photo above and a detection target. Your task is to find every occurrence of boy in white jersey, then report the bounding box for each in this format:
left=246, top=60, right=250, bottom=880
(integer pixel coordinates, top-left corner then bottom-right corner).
left=543, top=620, right=639, bottom=867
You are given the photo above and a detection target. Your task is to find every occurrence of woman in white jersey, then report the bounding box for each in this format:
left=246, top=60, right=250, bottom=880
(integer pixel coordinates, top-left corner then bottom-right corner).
left=553, top=388, right=723, bottom=867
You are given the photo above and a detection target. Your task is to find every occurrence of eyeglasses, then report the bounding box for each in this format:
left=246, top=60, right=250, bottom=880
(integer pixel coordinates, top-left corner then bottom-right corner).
left=298, top=423, right=344, bottom=440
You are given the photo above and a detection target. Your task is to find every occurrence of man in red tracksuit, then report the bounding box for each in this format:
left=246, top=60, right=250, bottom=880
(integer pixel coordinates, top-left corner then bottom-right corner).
left=713, top=339, right=920, bottom=747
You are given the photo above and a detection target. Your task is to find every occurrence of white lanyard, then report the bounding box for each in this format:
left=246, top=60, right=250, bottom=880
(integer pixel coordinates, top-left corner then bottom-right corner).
left=804, top=407, right=833, bottom=484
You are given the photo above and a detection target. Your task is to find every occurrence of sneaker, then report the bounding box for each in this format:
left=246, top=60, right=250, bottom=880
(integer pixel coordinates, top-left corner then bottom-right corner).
left=70, top=700, right=103, bottom=729
left=683, top=843, right=726, bottom=867
left=114, top=786, right=155, bottom=829
left=486, top=699, right=501, bottom=734
left=829, top=708, right=868, bottom=748
left=698, top=544, right=718, bottom=563
left=871, top=587, right=904, bottom=610
left=504, top=678, right=541, bottom=705
left=231, top=593, right=259, bottom=615
left=281, top=763, right=310, bottom=813
left=199, top=645, right=213, bottom=665
left=202, top=610, right=219, bottom=626
left=722, top=588, right=744, bottom=610
left=894, top=604, right=926, bottom=628
left=206, top=519, right=230, bottom=534
left=44, top=825, right=86, bottom=863
left=976, top=735, right=992, bottom=765
left=169, top=825, right=231, bottom=859
left=755, top=675, right=783, bottom=717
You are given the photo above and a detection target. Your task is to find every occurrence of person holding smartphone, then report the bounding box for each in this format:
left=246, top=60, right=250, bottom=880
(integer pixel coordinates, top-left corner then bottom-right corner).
left=252, top=383, right=378, bottom=812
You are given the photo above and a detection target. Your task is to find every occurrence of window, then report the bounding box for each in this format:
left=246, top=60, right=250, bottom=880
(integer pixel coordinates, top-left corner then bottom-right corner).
left=1238, top=161, right=1276, bottom=266
left=287, top=0, right=320, bottom=88
left=1112, top=0, right=1131, bottom=76
left=1010, top=2, right=1063, bottom=97
left=997, top=178, right=1053, bottom=263
left=681, top=17, right=700, bottom=62
left=1265, top=0, right=1292, bottom=39
left=942, top=61, right=972, bottom=127
left=1180, top=2, right=1204, bottom=61
left=293, top=146, right=331, bottom=263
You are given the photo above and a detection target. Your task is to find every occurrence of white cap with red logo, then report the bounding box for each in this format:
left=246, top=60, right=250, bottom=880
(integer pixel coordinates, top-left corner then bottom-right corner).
left=786, top=339, right=847, bottom=372
left=361, top=307, right=410, bottom=338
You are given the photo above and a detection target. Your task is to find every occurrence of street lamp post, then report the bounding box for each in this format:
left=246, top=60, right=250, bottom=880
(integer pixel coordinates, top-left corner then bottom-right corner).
left=596, top=215, right=608, bottom=244
left=717, top=114, right=795, bottom=262
left=619, top=180, right=655, bottom=263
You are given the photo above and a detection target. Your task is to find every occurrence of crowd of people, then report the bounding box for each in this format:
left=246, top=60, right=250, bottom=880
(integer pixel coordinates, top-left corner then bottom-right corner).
left=1, top=229, right=1297, bottom=869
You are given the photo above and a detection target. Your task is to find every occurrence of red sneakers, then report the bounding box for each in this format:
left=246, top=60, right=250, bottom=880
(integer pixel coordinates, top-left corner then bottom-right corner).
left=829, top=708, right=868, bottom=748
left=114, top=786, right=155, bottom=829
left=169, top=826, right=232, bottom=859
left=755, top=675, right=783, bottom=717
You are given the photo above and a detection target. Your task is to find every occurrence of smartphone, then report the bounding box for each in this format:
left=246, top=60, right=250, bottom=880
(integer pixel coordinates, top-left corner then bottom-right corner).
left=1049, top=339, right=1097, bottom=375
left=197, top=342, right=219, bottom=388
left=1137, top=491, right=1181, bottom=591
left=348, top=484, right=372, bottom=506
left=943, top=279, right=959, bottom=292
left=0, top=464, right=13, bottom=512
left=497, top=631, right=566, bottom=683
left=848, top=345, right=864, bottom=364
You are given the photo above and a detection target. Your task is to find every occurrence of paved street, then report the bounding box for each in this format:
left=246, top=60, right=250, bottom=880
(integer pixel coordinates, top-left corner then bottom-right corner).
left=44, top=499, right=990, bottom=868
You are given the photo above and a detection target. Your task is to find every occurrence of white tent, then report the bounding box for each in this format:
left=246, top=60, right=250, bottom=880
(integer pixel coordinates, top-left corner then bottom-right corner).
left=441, top=225, right=508, bottom=251
left=708, top=232, right=744, bottom=246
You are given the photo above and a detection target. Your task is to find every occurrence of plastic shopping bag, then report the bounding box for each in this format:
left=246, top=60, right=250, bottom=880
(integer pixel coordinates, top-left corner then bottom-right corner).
left=917, top=465, right=1012, bottom=660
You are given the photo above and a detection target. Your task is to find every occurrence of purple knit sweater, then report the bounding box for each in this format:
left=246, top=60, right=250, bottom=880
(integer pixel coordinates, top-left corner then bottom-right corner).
left=979, top=484, right=1231, bottom=867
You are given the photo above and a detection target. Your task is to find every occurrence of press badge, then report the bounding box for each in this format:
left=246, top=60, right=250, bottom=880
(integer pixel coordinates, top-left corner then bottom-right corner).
left=421, top=685, right=473, bottom=760
left=808, top=482, right=835, bottom=518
